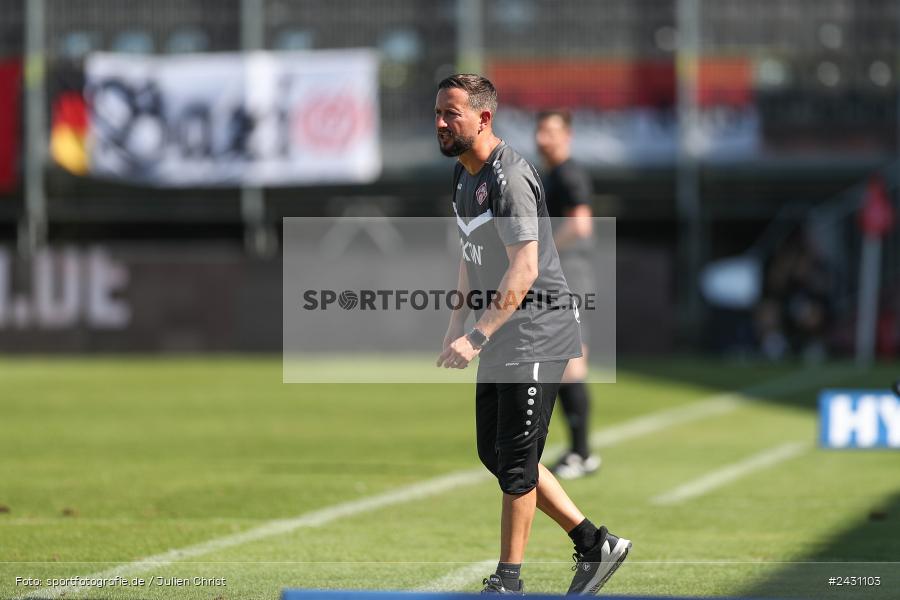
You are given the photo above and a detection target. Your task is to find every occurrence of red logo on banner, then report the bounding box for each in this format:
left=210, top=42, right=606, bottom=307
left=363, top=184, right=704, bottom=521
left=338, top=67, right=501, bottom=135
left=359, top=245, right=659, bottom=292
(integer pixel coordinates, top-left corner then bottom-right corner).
left=294, top=92, right=372, bottom=152
left=476, top=182, right=488, bottom=206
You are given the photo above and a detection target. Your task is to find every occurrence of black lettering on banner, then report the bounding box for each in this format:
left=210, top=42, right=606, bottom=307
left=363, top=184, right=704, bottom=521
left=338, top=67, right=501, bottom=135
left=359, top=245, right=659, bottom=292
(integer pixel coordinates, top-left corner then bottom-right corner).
left=320, top=290, right=336, bottom=309
left=429, top=290, right=444, bottom=309
left=175, top=103, right=213, bottom=158
left=359, top=289, right=376, bottom=310
left=467, top=290, right=483, bottom=311
left=394, top=289, right=409, bottom=309
left=410, top=290, right=428, bottom=310
left=582, top=293, right=596, bottom=311
left=376, top=290, right=391, bottom=309
left=302, top=290, right=318, bottom=310
left=448, top=290, right=464, bottom=310
left=485, top=289, right=501, bottom=310
left=89, top=78, right=166, bottom=171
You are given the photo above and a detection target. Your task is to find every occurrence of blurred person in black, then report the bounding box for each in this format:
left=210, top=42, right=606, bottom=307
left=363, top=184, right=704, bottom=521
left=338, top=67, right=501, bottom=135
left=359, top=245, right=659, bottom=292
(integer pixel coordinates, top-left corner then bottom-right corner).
left=755, top=227, right=834, bottom=362
left=535, top=109, right=600, bottom=479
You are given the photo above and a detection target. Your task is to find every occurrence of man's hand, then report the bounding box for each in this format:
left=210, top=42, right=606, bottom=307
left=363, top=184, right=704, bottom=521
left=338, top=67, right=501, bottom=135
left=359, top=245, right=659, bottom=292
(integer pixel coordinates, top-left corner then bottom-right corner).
left=436, top=334, right=480, bottom=369
left=442, top=322, right=465, bottom=352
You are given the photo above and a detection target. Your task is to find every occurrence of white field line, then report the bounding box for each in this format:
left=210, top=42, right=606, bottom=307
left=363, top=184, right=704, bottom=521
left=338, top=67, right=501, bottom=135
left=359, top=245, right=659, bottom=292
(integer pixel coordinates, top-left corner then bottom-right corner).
left=20, top=366, right=845, bottom=599
left=590, top=393, right=742, bottom=448
left=650, top=441, right=811, bottom=506
left=18, top=469, right=491, bottom=600
left=591, top=365, right=857, bottom=449
left=415, top=559, right=496, bottom=592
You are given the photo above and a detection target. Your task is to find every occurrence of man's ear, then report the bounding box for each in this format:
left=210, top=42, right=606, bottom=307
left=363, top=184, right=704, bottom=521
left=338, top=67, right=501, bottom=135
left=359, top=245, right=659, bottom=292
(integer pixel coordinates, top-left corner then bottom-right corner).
left=479, top=110, right=492, bottom=132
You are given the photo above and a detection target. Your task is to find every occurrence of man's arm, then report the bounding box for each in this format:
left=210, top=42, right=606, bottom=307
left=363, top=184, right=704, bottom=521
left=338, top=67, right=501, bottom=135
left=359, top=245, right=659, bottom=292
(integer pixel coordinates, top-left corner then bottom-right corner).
left=436, top=241, right=538, bottom=369
left=442, top=256, right=472, bottom=350
left=473, top=240, right=538, bottom=338
left=554, top=204, right=593, bottom=251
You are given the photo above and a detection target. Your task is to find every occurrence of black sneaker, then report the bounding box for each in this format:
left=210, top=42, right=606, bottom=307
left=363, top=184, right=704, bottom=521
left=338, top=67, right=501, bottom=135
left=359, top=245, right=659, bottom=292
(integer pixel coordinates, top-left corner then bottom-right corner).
left=481, top=573, right=524, bottom=595
left=566, top=526, right=631, bottom=595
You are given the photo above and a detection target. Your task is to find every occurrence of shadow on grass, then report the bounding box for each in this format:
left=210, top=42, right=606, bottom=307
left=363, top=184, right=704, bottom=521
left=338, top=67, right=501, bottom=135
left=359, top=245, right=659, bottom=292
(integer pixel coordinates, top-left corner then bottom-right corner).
left=616, top=357, right=898, bottom=412
left=735, top=491, right=900, bottom=599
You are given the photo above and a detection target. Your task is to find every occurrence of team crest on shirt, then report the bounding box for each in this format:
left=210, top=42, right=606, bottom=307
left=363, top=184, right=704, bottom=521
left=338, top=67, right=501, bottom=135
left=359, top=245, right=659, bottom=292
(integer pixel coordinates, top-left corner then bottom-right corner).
left=475, top=182, right=488, bottom=205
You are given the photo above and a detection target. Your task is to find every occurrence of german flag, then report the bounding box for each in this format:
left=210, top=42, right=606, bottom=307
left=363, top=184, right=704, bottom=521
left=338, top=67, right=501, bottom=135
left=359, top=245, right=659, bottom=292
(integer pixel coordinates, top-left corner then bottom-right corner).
left=50, top=90, right=89, bottom=175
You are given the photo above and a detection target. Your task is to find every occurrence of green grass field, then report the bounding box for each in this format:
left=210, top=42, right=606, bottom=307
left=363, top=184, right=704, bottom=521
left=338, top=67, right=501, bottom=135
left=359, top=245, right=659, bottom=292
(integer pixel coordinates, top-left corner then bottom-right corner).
left=2, top=356, right=899, bottom=599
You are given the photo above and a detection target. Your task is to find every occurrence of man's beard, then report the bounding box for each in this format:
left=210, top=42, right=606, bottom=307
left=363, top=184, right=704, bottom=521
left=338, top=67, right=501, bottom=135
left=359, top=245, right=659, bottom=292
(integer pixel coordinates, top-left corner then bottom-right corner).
left=438, top=130, right=475, bottom=157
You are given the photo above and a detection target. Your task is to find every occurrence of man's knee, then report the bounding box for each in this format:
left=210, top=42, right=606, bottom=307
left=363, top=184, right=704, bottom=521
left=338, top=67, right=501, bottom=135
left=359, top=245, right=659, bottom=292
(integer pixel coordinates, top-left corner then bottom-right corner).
left=478, top=443, right=540, bottom=494
left=477, top=440, right=499, bottom=476
left=497, top=475, right=537, bottom=495
left=495, top=442, right=540, bottom=494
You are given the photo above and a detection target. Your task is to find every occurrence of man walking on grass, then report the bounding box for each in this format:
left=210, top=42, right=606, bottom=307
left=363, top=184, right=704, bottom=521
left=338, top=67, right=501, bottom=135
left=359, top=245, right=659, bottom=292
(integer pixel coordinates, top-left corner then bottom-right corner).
left=434, top=74, right=631, bottom=595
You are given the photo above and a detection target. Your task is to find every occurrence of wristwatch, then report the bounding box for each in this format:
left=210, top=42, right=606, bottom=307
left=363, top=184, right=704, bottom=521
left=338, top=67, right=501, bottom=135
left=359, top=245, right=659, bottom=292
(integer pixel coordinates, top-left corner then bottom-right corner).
left=466, top=327, right=490, bottom=349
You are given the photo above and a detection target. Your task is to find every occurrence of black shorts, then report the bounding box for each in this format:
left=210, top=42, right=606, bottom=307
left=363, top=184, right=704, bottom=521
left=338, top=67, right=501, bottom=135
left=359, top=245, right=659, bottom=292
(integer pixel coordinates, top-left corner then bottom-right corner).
left=475, top=360, right=568, bottom=494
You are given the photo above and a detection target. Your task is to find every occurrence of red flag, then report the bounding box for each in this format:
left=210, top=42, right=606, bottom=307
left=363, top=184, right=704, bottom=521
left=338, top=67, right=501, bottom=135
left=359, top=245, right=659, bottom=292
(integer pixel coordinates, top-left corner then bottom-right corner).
left=859, top=175, right=895, bottom=239
left=0, top=59, right=21, bottom=193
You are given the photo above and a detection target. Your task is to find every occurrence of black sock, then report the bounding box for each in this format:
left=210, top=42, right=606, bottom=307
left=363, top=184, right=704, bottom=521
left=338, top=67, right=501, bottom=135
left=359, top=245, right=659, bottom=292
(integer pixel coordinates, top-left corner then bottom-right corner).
left=568, top=518, right=599, bottom=554
left=559, top=382, right=591, bottom=458
left=496, top=562, right=521, bottom=589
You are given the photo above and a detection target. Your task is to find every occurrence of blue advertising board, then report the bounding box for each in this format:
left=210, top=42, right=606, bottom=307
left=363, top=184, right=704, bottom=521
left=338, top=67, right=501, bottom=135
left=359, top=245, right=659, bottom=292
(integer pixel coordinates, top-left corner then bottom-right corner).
left=819, top=389, right=900, bottom=449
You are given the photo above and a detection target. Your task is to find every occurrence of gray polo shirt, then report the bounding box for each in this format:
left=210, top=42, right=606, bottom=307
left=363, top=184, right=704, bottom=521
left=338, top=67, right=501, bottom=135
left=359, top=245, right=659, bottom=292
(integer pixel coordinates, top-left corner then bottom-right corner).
left=452, top=140, right=582, bottom=367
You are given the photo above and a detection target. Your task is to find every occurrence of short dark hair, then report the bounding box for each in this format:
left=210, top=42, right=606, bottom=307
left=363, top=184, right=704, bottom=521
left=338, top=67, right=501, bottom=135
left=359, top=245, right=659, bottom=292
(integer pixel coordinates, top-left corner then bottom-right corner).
left=536, top=109, right=572, bottom=129
left=437, top=74, right=498, bottom=114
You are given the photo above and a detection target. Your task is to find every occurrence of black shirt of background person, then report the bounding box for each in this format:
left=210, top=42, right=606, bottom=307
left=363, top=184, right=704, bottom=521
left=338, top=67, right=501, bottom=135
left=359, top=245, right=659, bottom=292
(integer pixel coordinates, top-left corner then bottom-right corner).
left=543, top=158, right=594, bottom=257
